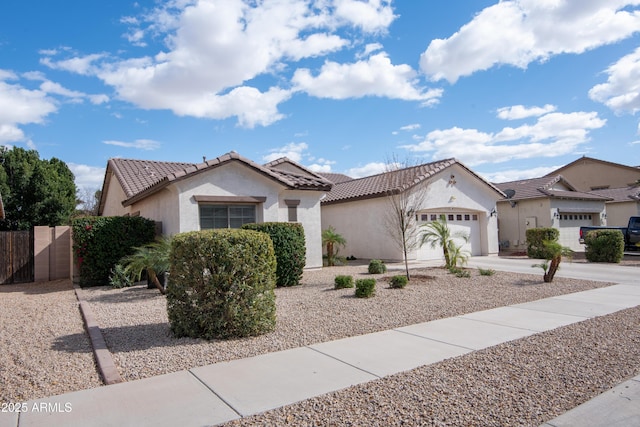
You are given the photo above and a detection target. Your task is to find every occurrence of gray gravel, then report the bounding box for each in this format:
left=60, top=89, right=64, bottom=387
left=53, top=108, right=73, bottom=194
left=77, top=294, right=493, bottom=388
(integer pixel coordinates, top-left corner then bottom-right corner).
left=78, top=264, right=614, bottom=382
left=0, top=280, right=102, bottom=404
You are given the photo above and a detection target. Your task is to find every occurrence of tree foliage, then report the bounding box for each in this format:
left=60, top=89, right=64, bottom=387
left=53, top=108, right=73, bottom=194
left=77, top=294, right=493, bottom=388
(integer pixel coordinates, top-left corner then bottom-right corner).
left=322, top=226, right=346, bottom=266
left=420, top=215, right=470, bottom=270
left=0, top=147, right=76, bottom=230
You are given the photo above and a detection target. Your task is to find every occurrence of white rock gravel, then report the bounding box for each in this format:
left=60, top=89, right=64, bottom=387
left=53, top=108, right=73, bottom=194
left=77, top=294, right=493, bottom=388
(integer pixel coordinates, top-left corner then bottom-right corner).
left=0, top=280, right=102, bottom=404
left=78, top=264, right=615, bottom=382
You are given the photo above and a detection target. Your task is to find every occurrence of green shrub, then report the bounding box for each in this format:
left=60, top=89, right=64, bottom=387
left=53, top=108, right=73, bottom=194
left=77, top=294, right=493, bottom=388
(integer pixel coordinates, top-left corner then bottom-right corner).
left=355, top=278, right=376, bottom=298
left=389, top=275, right=408, bottom=289
left=109, top=264, right=133, bottom=288
left=584, top=230, right=624, bottom=263
left=368, top=259, right=387, bottom=274
left=334, top=275, right=354, bottom=289
left=526, top=228, right=560, bottom=259
left=167, top=229, right=277, bottom=340
left=242, top=222, right=305, bottom=287
left=72, top=216, right=157, bottom=286
left=478, top=268, right=495, bottom=276
left=448, top=266, right=471, bottom=278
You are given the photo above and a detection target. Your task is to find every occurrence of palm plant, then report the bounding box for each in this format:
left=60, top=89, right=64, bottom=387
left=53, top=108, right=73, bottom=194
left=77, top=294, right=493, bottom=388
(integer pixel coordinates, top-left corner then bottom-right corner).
left=120, top=237, right=172, bottom=294
left=322, top=226, right=346, bottom=267
left=420, top=215, right=469, bottom=269
left=532, top=240, right=573, bottom=283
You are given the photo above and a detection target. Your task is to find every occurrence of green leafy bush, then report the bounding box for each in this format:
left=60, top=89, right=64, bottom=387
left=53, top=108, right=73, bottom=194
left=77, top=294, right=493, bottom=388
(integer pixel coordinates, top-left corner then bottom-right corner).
left=355, top=278, right=376, bottom=298
left=526, top=228, right=560, bottom=259
left=72, top=216, right=157, bottom=286
left=449, top=267, right=471, bottom=278
left=389, top=275, right=408, bottom=289
left=242, top=222, right=305, bottom=287
left=334, top=275, right=354, bottom=289
left=584, top=229, right=624, bottom=263
left=167, top=229, right=276, bottom=340
left=368, top=259, right=387, bottom=274
left=478, top=268, right=495, bottom=276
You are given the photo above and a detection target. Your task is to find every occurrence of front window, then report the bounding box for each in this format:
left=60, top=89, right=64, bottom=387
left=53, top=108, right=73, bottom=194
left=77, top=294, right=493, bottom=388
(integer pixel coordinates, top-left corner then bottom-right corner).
left=200, top=205, right=256, bottom=229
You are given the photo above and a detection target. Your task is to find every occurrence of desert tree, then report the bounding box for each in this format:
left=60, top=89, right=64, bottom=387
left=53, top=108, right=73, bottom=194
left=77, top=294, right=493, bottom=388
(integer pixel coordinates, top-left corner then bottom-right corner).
left=322, top=226, right=346, bottom=266
left=383, top=156, right=429, bottom=280
left=420, top=215, right=469, bottom=270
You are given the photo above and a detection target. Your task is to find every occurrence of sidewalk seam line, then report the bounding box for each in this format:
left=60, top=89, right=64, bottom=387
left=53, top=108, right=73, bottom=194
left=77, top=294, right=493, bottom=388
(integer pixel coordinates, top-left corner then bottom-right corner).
left=187, top=370, right=243, bottom=419
left=305, top=346, right=382, bottom=379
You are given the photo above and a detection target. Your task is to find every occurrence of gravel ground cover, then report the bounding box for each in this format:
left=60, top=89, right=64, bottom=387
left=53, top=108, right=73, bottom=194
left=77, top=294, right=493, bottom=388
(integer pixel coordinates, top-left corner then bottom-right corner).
left=226, top=305, right=640, bottom=427
left=79, top=263, right=616, bottom=382
left=0, top=280, right=102, bottom=404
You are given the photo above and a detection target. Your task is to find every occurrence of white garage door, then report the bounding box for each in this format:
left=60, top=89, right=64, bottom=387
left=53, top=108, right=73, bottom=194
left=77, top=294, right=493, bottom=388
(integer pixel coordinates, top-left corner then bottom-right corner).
left=416, top=212, right=481, bottom=261
left=558, top=213, right=594, bottom=251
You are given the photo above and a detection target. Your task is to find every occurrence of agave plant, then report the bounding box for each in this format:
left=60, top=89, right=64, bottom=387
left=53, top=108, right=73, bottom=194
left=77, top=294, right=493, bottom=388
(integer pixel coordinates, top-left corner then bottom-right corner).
left=120, top=236, right=172, bottom=294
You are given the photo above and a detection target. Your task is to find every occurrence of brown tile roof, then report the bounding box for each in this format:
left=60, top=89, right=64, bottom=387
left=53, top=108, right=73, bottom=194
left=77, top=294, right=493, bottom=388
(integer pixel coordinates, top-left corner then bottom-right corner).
left=495, top=175, right=610, bottom=201
left=545, top=156, right=640, bottom=176
left=322, top=158, right=504, bottom=205
left=590, top=186, right=640, bottom=203
left=319, top=173, right=354, bottom=184
left=104, top=152, right=332, bottom=208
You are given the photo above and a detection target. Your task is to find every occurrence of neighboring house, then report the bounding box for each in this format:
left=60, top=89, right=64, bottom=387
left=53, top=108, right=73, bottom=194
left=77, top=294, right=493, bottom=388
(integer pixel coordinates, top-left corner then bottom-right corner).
left=545, top=156, right=640, bottom=192
left=320, top=158, right=504, bottom=262
left=590, top=186, right=640, bottom=226
left=494, top=175, right=610, bottom=252
left=98, top=151, right=332, bottom=269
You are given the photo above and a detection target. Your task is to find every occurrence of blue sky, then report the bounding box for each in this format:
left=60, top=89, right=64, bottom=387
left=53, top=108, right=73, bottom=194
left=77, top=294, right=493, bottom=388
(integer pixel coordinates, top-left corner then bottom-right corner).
left=2, top=1, right=640, bottom=194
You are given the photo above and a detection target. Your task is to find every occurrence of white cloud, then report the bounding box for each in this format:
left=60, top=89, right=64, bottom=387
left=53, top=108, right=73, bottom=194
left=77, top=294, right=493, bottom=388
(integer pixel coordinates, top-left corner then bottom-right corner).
left=346, top=161, right=388, bottom=178
left=589, top=46, right=640, bottom=114
left=479, top=165, right=563, bottom=183
left=400, top=123, right=421, bottom=131
left=496, top=104, right=557, bottom=120
left=401, top=110, right=606, bottom=166
left=292, top=52, right=442, bottom=104
left=40, top=0, right=406, bottom=127
left=68, top=163, right=106, bottom=191
left=103, top=139, right=161, bottom=150
left=0, top=73, right=58, bottom=144
left=421, top=1, right=640, bottom=83
left=263, top=142, right=309, bottom=163
left=307, top=157, right=335, bottom=172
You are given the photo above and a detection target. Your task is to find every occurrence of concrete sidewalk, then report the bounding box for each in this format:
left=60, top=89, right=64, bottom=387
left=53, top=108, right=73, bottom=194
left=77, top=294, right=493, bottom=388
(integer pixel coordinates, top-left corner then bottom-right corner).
left=1, top=257, right=638, bottom=427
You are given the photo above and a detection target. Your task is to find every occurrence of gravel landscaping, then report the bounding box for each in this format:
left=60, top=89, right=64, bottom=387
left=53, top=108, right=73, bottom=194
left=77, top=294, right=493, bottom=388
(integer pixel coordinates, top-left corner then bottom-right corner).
left=77, top=263, right=616, bottom=382
left=2, top=259, right=639, bottom=426
left=0, top=280, right=102, bottom=404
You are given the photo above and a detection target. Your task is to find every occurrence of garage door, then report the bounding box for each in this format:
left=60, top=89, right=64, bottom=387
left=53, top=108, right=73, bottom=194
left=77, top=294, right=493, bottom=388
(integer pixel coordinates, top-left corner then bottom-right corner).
left=416, top=212, right=481, bottom=261
left=558, top=213, right=595, bottom=251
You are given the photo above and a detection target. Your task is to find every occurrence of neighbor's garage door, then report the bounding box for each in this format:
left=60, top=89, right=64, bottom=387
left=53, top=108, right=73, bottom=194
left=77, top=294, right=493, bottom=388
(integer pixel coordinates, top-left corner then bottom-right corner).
left=417, top=212, right=481, bottom=261
left=558, top=212, right=594, bottom=251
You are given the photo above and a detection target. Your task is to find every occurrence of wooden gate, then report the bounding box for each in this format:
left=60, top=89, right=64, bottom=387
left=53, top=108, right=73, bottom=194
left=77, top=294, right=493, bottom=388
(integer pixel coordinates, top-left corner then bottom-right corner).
left=0, top=230, right=34, bottom=284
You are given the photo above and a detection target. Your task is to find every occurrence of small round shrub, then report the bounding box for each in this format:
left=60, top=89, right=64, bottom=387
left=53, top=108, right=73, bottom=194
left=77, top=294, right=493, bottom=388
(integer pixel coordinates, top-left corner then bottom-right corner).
left=368, top=259, right=387, bottom=274
left=167, top=229, right=276, bottom=340
left=355, top=278, right=376, bottom=298
left=584, top=229, right=624, bottom=263
left=389, top=275, right=408, bottom=289
left=334, top=275, right=354, bottom=289
left=478, top=268, right=495, bottom=276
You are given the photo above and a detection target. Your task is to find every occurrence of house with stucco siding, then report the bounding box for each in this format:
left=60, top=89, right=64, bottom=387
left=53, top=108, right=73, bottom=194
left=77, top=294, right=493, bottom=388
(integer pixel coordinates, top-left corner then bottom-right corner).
left=320, top=158, right=504, bottom=263
left=97, top=151, right=332, bottom=269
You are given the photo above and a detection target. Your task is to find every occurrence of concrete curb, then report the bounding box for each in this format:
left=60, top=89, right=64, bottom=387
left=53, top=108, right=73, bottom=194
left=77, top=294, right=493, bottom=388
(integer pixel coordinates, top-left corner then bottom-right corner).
left=73, top=285, right=124, bottom=385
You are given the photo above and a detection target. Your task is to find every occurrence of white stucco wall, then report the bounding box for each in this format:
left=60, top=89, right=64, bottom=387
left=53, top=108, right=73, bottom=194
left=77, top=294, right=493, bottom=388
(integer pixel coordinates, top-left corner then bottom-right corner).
left=100, top=172, right=131, bottom=217
left=278, top=190, right=325, bottom=269
left=321, top=165, right=501, bottom=262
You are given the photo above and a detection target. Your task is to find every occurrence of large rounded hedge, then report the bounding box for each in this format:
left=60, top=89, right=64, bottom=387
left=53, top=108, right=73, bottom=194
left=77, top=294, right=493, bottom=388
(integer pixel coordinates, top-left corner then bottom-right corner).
left=167, top=229, right=277, bottom=340
left=584, top=229, right=624, bottom=263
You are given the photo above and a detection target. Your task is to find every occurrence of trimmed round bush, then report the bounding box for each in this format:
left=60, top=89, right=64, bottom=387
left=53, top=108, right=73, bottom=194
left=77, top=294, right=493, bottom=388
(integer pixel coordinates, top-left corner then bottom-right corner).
left=526, top=227, right=560, bottom=259
left=355, top=278, right=376, bottom=298
left=584, top=229, right=624, bottom=263
left=334, top=275, right=354, bottom=289
left=389, top=275, right=408, bottom=289
left=242, top=222, right=306, bottom=287
left=167, top=229, right=277, bottom=340
left=368, top=259, right=387, bottom=274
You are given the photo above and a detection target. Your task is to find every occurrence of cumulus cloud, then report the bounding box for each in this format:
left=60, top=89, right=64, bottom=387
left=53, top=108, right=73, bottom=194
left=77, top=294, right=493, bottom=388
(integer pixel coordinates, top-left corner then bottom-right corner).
left=263, top=142, right=309, bottom=163
left=292, top=52, right=442, bottom=104
left=39, top=0, right=426, bottom=127
left=421, top=0, right=640, bottom=83
left=346, top=161, right=388, bottom=178
left=68, top=163, right=106, bottom=191
left=103, top=139, right=161, bottom=150
left=401, top=109, right=606, bottom=166
left=496, top=104, right=557, bottom=120
left=589, top=46, right=640, bottom=114
left=479, top=165, right=564, bottom=183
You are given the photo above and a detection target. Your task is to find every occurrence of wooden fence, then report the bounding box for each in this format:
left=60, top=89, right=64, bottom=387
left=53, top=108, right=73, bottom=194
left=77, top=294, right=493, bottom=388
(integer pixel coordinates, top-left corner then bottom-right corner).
left=0, top=230, right=34, bottom=284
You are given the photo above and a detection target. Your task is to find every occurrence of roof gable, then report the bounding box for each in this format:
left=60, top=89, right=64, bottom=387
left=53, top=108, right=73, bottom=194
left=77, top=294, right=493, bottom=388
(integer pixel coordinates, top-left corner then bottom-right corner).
left=495, top=175, right=609, bottom=201
left=547, top=156, right=640, bottom=176
left=101, top=151, right=332, bottom=209
left=322, top=158, right=504, bottom=205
